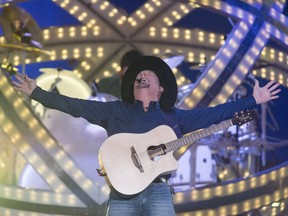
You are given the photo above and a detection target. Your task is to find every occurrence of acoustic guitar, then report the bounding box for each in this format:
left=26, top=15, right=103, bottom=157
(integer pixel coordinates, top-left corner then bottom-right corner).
left=98, top=110, right=256, bottom=195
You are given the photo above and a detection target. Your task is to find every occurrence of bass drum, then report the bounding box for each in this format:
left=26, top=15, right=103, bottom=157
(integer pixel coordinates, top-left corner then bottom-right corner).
left=30, top=68, right=92, bottom=117
left=18, top=69, right=117, bottom=203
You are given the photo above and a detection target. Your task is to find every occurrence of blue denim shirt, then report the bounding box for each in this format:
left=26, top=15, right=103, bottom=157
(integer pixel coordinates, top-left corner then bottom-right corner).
left=31, top=86, right=257, bottom=137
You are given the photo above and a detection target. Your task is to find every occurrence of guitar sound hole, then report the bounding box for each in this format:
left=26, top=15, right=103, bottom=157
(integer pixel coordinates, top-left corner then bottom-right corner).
left=147, top=145, right=165, bottom=161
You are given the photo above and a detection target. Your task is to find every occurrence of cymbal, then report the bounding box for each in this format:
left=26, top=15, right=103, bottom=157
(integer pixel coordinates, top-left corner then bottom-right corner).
left=162, top=53, right=185, bottom=69
left=0, top=43, right=51, bottom=55
left=190, top=63, right=207, bottom=71
left=0, top=5, right=44, bottom=56
left=0, top=0, right=26, bottom=7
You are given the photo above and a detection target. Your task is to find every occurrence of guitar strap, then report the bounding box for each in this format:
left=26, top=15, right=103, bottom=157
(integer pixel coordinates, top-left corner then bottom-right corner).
left=163, top=109, right=182, bottom=138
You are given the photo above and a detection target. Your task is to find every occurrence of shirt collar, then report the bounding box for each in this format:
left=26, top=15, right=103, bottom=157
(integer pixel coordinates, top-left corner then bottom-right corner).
left=133, top=100, right=161, bottom=111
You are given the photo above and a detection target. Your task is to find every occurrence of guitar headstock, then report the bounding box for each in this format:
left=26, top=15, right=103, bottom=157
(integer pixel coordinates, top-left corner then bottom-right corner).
left=231, top=110, right=257, bottom=126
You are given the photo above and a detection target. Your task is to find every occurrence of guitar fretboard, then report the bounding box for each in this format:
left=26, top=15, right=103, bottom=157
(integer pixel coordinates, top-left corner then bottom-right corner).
left=165, top=119, right=233, bottom=152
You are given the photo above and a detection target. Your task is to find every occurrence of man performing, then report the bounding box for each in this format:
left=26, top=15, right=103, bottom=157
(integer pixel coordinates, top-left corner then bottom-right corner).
left=13, top=56, right=281, bottom=216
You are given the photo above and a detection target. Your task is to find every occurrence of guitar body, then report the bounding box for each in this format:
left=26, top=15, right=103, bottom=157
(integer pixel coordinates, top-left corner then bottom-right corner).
left=98, top=125, right=178, bottom=195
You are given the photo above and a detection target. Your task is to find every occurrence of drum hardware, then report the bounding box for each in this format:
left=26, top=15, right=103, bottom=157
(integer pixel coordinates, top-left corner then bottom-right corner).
left=30, top=75, right=63, bottom=118
left=0, top=63, right=18, bottom=75
left=49, top=77, right=62, bottom=93
left=91, top=80, right=100, bottom=97
left=0, top=5, right=49, bottom=79
left=40, top=68, right=65, bottom=92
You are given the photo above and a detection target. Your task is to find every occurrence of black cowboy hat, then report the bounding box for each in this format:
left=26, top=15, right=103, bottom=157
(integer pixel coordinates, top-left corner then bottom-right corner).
left=121, top=56, right=177, bottom=110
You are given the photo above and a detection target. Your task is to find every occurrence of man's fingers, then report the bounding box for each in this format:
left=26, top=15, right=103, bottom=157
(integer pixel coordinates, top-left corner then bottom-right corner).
left=271, top=95, right=280, bottom=100
left=14, top=74, right=24, bottom=83
left=265, top=80, right=277, bottom=89
left=12, top=81, right=22, bottom=88
left=26, top=75, right=33, bottom=81
left=254, top=79, right=259, bottom=87
left=269, top=82, right=280, bottom=91
left=272, top=88, right=281, bottom=96
left=15, top=73, right=29, bottom=81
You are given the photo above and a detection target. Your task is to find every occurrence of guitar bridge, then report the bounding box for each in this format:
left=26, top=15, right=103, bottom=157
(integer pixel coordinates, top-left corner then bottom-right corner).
left=96, top=168, right=106, bottom=176
left=130, top=146, right=144, bottom=173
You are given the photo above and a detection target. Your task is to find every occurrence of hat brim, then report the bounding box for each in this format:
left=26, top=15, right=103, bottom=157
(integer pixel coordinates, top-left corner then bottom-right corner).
left=121, top=56, right=177, bottom=110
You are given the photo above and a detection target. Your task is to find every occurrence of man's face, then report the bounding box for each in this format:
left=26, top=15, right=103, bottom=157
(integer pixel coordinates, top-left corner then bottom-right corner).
left=135, top=70, right=159, bottom=88
left=133, top=70, right=164, bottom=98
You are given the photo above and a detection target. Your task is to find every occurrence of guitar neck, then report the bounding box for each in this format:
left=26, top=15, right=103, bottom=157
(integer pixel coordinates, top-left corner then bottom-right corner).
left=165, top=119, right=233, bottom=153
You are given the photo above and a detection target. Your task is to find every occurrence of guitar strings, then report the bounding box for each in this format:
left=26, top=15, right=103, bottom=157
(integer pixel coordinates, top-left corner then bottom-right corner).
left=137, top=151, right=150, bottom=159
